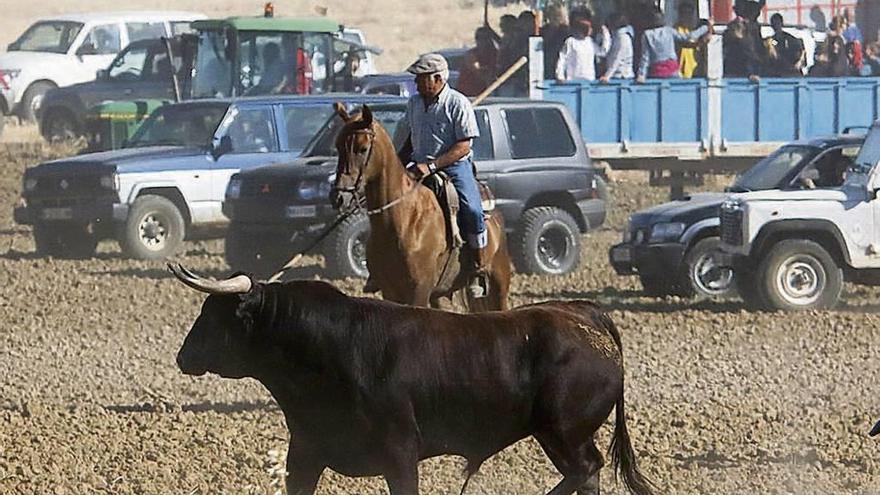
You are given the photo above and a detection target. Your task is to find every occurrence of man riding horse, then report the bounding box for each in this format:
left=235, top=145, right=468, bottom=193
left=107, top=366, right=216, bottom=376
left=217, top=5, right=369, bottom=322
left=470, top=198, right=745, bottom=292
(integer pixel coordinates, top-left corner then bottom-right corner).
left=363, top=53, right=489, bottom=298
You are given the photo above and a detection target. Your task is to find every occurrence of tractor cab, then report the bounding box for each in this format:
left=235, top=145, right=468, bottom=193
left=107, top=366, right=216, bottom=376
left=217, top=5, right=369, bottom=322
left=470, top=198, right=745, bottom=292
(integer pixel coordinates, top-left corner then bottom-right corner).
left=188, top=16, right=378, bottom=98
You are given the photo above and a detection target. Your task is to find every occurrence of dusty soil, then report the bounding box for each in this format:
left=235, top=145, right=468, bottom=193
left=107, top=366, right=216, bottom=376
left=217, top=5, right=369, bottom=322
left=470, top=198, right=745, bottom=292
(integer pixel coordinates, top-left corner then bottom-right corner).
left=1, top=146, right=880, bottom=494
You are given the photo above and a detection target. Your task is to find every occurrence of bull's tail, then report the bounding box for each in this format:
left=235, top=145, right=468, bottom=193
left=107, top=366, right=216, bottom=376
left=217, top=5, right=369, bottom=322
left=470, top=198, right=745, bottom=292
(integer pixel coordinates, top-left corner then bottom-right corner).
left=602, top=314, right=656, bottom=495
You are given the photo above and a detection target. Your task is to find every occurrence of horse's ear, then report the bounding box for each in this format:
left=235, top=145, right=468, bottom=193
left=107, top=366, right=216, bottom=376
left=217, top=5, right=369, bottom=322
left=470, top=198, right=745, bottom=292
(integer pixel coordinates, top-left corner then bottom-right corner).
left=334, top=102, right=351, bottom=122
left=362, top=105, right=373, bottom=125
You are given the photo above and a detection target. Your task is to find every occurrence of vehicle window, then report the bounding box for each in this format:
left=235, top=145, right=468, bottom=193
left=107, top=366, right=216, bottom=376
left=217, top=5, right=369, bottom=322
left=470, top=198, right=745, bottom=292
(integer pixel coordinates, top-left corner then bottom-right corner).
left=504, top=108, right=575, bottom=159
left=143, top=51, right=175, bottom=82
left=283, top=105, right=335, bottom=151
left=731, top=145, right=814, bottom=191
left=108, top=45, right=149, bottom=81
left=852, top=128, right=880, bottom=175
left=192, top=30, right=233, bottom=98
left=126, top=22, right=166, bottom=43
left=305, top=33, right=332, bottom=94
left=365, top=83, right=401, bottom=96
left=127, top=104, right=228, bottom=148
left=10, top=21, right=84, bottom=53
left=303, top=107, right=407, bottom=157
left=798, top=146, right=857, bottom=188
left=473, top=110, right=493, bottom=161
left=170, top=21, right=194, bottom=36
left=223, top=107, right=278, bottom=153
left=81, top=24, right=121, bottom=55
left=239, top=32, right=300, bottom=96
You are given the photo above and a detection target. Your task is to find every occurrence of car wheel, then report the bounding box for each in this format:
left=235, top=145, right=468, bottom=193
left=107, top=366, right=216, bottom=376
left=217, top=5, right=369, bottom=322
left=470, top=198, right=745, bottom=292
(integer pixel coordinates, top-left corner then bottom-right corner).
left=324, top=214, right=370, bottom=279
left=20, top=81, right=55, bottom=122
left=41, top=108, right=80, bottom=142
left=757, top=239, right=843, bottom=311
left=120, top=195, right=185, bottom=260
left=225, top=227, right=291, bottom=278
left=33, top=222, right=98, bottom=258
left=684, top=237, right=735, bottom=299
left=513, top=206, right=581, bottom=275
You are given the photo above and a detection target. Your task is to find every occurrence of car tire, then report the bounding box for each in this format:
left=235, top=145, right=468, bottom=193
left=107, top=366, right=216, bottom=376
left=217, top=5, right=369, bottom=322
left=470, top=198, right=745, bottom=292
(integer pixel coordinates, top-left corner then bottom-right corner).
left=20, top=81, right=55, bottom=122
left=33, top=222, right=98, bottom=258
left=757, top=239, right=843, bottom=311
left=323, top=214, right=370, bottom=279
left=120, top=195, right=185, bottom=260
left=225, top=227, right=291, bottom=278
left=513, top=206, right=581, bottom=275
left=41, top=108, right=80, bottom=142
left=683, top=237, right=735, bottom=299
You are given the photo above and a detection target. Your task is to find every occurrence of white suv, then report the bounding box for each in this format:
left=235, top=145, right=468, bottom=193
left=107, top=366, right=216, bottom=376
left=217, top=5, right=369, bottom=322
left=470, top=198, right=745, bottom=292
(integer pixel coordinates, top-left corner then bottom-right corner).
left=0, top=11, right=204, bottom=125
left=719, top=126, right=880, bottom=311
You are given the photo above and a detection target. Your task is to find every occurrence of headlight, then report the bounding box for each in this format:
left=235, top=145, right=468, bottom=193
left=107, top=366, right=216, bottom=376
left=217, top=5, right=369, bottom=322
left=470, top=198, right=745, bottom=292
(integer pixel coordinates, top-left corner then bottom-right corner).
left=226, top=178, right=242, bottom=200
left=649, top=222, right=686, bottom=243
left=297, top=180, right=323, bottom=201
left=99, top=173, right=118, bottom=190
left=721, top=198, right=742, bottom=212
left=23, top=177, right=37, bottom=192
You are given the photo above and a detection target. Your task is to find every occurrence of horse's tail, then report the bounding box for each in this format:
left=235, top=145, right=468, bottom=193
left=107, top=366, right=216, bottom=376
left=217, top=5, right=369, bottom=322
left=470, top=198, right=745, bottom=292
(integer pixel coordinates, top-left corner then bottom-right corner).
left=603, top=314, right=656, bottom=495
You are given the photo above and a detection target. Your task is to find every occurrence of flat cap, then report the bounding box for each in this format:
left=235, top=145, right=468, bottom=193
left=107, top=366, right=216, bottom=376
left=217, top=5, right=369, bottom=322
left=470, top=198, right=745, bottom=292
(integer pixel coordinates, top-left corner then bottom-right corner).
left=406, top=53, right=449, bottom=75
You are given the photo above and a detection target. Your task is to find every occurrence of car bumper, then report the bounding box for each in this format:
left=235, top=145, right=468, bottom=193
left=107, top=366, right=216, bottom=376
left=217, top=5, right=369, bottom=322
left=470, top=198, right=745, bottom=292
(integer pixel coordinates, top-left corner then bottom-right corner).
left=14, top=202, right=127, bottom=226
left=609, top=241, right=686, bottom=276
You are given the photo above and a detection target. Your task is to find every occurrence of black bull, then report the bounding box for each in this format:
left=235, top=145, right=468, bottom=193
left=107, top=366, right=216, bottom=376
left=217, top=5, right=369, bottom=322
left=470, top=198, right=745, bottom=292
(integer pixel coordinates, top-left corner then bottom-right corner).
left=172, top=269, right=654, bottom=495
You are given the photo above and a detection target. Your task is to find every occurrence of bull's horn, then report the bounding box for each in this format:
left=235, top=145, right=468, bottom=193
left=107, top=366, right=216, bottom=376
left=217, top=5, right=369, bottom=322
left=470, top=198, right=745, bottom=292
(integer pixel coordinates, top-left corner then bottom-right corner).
left=168, top=263, right=252, bottom=294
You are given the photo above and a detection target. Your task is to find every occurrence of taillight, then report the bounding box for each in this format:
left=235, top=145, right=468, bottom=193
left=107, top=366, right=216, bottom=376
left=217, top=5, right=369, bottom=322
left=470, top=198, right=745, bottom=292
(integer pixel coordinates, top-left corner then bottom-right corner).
left=0, top=71, right=8, bottom=90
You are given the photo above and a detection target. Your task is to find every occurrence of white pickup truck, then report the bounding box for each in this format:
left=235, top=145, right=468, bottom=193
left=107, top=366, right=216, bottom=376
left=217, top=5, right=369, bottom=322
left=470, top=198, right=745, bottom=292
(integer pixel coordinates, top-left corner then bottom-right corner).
left=719, top=125, right=880, bottom=311
left=0, top=11, right=204, bottom=128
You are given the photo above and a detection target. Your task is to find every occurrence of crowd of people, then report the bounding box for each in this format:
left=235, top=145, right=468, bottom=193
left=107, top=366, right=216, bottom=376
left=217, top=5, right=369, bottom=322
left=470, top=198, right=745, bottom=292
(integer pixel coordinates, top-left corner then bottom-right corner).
left=455, top=0, right=880, bottom=97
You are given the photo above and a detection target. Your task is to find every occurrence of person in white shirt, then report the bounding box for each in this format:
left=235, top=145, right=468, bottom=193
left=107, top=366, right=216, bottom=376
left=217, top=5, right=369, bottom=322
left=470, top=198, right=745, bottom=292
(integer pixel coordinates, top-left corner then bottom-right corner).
left=555, top=18, right=610, bottom=82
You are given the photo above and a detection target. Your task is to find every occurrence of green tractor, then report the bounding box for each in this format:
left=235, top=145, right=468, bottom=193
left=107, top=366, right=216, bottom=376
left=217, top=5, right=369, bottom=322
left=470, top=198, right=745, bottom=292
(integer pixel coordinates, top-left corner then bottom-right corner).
left=86, top=12, right=379, bottom=150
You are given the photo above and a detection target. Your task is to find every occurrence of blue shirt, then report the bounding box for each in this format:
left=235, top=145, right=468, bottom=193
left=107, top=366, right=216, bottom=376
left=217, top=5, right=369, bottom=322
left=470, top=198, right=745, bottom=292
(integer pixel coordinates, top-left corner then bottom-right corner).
left=406, top=84, right=479, bottom=163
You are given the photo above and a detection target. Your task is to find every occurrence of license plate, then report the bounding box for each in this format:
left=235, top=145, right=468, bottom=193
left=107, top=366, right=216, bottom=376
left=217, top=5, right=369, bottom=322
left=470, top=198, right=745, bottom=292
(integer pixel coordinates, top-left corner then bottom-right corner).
left=285, top=205, right=316, bottom=218
left=41, top=207, right=73, bottom=220
left=611, top=246, right=632, bottom=263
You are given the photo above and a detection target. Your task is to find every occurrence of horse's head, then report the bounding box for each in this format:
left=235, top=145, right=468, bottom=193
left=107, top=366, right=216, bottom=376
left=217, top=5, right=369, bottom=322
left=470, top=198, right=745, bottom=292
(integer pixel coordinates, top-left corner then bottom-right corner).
left=331, top=103, right=378, bottom=210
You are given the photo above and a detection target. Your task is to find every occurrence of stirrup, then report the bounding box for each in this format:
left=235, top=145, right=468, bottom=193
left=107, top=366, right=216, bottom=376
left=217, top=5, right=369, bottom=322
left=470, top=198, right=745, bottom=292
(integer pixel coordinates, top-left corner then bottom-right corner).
left=363, top=277, right=380, bottom=294
left=467, top=272, right=489, bottom=299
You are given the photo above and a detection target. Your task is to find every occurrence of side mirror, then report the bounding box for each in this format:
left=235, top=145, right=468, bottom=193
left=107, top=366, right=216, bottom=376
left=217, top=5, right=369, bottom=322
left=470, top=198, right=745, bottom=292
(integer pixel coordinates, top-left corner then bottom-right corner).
left=211, top=135, right=233, bottom=160
left=77, top=43, right=98, bottom=57
left=96, top=69, right=109, bottom=81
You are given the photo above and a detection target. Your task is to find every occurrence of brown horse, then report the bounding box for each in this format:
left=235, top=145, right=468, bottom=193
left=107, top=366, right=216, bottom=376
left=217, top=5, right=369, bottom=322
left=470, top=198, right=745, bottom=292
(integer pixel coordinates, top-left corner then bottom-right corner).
left=331, top=104, right=511, bottom=311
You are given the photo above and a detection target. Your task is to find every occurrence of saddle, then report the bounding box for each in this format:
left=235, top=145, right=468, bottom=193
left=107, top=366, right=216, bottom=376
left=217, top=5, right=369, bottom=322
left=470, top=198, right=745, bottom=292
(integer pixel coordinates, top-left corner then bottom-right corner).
left=423, top=171, right=495, bottom=250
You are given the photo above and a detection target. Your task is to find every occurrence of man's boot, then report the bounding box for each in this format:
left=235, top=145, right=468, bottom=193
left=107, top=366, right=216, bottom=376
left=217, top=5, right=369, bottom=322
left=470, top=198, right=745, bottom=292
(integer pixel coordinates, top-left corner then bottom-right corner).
left=467, top=246, right=489, bottom=299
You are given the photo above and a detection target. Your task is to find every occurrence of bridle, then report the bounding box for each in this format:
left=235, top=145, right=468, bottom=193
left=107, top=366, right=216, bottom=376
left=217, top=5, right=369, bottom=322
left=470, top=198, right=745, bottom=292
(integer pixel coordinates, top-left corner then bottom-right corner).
left=333, top=125, right=423, bottom=216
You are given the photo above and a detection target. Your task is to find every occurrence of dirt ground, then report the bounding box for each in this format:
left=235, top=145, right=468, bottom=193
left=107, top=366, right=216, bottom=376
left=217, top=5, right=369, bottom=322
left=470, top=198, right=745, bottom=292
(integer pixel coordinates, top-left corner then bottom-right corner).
left=1, top=145, right=879, bottom=494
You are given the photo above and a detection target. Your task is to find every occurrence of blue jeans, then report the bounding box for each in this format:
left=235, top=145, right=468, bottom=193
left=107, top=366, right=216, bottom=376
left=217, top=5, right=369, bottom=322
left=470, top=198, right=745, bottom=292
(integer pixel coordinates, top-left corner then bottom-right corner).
left=445, top=157, right=486, bottom=248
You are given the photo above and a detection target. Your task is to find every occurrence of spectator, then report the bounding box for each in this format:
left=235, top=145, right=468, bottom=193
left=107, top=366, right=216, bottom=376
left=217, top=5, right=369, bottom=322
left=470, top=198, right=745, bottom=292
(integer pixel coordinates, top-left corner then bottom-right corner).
left=675, top=1, right=709, bottom=78
left=766, top=13, right=805, bottom=76
left=862, top=42, right=880, bottom=76
left=810, top=5, right=827, bottom=32
left=555, top=18, right=610, bottom=82
left=811, top=16, right=849, bottom=77
left=842, top=8, right=864, bottom=44
left=457, top=27, right=499, bottom=97
left=542, top=4, right=569, bottom=80
left=636, top=9, right=710, bottom=82
left=723, top=1, right=765, bottom=80
left=599, top=13, right=635, bottom=83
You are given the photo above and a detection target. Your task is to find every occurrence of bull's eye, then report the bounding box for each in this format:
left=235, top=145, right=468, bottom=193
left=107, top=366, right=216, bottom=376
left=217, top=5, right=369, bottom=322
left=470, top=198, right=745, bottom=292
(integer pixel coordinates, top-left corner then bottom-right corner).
left=358, top=147, right=369, bottom=155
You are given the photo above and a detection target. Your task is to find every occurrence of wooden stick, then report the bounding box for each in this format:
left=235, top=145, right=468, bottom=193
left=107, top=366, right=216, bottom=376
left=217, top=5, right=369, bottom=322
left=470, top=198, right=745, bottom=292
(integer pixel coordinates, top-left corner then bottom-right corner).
left=472, top=56, right=528, bottom=106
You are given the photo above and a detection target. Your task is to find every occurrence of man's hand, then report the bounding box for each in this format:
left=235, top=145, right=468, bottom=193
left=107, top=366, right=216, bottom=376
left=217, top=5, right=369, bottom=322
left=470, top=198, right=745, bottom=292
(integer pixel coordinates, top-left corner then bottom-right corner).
left=406, top=162, right=432, bottom=181
left=599, top=75, right=611, bottom=84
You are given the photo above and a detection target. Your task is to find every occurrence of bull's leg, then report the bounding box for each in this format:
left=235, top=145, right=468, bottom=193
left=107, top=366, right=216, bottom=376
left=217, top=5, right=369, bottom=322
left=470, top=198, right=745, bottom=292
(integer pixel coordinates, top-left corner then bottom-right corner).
left=285, top=441, right=325, bottom=495
left=384, top=463, right=419, bottom=495
left=536, top=432, right=604, bottom=495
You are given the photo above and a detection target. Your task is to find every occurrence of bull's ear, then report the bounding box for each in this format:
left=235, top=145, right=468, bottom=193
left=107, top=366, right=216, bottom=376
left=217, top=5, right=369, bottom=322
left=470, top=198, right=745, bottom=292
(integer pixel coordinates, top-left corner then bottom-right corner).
left=334, top=102, right=351, bottom=122
left=361, top=104, right=373, bottom=126
left=232, top=276, right=263, bottom=336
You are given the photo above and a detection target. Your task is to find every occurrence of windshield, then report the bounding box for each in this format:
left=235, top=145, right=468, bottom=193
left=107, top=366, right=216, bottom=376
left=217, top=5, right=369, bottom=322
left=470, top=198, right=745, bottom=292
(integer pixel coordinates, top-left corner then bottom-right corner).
left=192, top=30, right=233, bottom=98
left=302, top=106, right=407, bottom=158
left=730, top=145, right=817, bottom=191
left=851, top=126, right=880, bottom=175
left=126, top=104, right=229, bottom=148
left=10, top=21, right=84, bottom=53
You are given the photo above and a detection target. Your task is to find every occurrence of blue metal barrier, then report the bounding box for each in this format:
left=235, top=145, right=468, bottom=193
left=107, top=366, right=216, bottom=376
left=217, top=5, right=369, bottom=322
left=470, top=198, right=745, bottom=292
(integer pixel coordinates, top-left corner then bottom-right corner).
left=544, top=77, right=880, bottom=152
left=544, top=79, right=708, bottom=144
